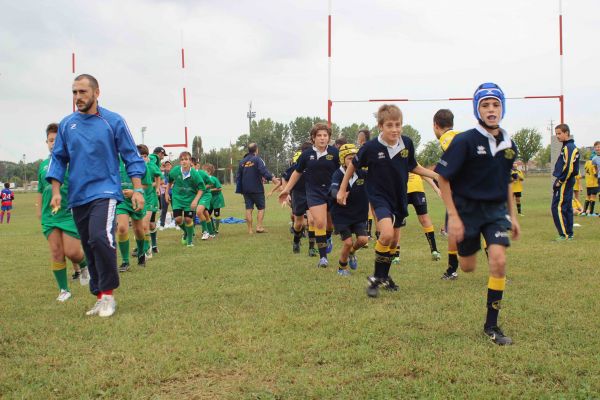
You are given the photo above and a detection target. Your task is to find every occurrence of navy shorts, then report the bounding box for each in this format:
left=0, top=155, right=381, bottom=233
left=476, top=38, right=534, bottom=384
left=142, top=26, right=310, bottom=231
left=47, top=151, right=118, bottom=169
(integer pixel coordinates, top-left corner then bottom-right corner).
left=337, top=221, right=368, bottom=241
left=306, top=186, right=330, bottom=208
left=291, top=190, right=308, bottom=217
left=243, top=193, right=266, bottom=210
left=453, top=195, right=511, bottom=257
left=407, top=192, right=428, bottom=215
left=374, top=206, right=406, bottom=228
left=1, top=205, right=12, bottom=211
left=587, top=187, right=598, bottom=196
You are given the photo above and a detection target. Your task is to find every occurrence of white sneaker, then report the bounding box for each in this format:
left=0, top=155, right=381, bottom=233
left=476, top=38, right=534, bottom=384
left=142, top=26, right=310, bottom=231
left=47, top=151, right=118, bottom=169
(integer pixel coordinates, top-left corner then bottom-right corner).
left=86, top=299, right=103, bottom=316
left=145, top=248, right=153, bottom=259
left=98, top=295, right=117, bottom=317
left=159, top=226, right=164, bottom=231
left=201, top=231, right=210, bottom=240
left=56, top=289, right=72, bottom=302
left=79, top=268, right=90, bottom=286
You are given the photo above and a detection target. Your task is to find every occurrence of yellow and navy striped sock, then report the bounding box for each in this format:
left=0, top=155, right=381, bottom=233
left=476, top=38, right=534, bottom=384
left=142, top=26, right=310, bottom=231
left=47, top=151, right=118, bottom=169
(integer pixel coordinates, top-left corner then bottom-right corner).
left=423, top=225, right=437, bottom=252
left=485, top=276, right=506, bottom=329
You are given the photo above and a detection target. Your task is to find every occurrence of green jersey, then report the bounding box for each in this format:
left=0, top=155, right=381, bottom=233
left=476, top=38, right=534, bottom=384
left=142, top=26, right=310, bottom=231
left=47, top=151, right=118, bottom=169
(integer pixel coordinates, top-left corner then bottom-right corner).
left=144, top=161, right=163, bottom=210
left=38, top=157, right=79, bottom=238
left=169, top=165, right=205, bottom=211
left=118, top=157, right=152, bottom=218
left=210, top=175, right=225, bottom=209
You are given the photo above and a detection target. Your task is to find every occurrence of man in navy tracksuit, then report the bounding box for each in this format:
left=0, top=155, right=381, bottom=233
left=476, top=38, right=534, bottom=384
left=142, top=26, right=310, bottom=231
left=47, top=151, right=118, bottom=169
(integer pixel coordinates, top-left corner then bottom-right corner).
left=236, top=143, right=279, bottom=234
left=552, top=123, right=579, bottom=240
left=47, top=74, right=146, bottom=318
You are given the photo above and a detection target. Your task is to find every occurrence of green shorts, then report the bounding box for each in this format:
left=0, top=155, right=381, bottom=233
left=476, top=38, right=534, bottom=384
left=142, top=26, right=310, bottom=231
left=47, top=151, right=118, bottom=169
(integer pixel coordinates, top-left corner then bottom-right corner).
left=42, top=220, right=80, bottom=240
left=117, top=200, right=146, bottom=221
left=211, top=195, right=225, bottom=210
left=197, top=193, right=212, bottom=210
left=145, top=201, right=159, bottom=213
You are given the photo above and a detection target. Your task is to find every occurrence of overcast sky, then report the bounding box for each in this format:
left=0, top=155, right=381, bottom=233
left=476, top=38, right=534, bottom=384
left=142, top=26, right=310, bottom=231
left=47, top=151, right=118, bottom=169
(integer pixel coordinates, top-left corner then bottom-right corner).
left=1, top=0, right=598, bottom=163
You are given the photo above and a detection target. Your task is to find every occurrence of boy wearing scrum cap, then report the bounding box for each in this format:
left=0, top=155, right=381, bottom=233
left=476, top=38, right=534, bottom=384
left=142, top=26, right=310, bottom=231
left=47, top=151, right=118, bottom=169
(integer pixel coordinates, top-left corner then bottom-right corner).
left=435, top=82, right=520, bottom=345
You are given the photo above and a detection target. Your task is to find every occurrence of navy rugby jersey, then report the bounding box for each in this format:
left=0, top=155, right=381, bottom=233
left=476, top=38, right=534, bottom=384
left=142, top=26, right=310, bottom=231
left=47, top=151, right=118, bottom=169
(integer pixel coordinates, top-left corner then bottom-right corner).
left=236, top=154, right=273, bottom=194
left=435, top=125, right=517, bottom=202
left=352, top=135, right=417, bottom=217
left=330, top=167, right=368, bottom=225
left=282, top=164, right=306, bottom=194
left=295, top=145, right=339, bottom=193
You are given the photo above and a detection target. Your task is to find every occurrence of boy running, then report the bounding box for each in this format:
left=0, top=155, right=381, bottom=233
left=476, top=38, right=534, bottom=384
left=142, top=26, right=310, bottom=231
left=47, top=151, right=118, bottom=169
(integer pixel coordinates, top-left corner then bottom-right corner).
left=205, top=164, right=225, bottom=234
left=37, top=123, right=89, bottom=301
left=407, top=172, right=442, bottom=261
left=435, top=82, right=520, bottom=345
left=330, top=144, right=369, bottom=276
left=337, top=105, right=438, bottom=297
left=139, top=145, right=163, bottom=257
left=279, top=123, right=339, bottom=268
left=165, top=152, right=205, bottom=247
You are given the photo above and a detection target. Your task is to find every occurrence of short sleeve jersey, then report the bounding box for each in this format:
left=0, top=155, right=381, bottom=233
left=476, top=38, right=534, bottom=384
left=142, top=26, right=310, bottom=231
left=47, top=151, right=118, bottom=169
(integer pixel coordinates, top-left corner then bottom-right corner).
left=352, top=135, right=417, bottom=217
left=435, top=127, right=518, bottom=202
left=1, top=188, right=14, bottom=206
left=584, top=160, right=598, bottom=188
left=38, top=157, right=73, bottom=225
left=407, top=173, right=425, bottom=194
left=119, top=157, right=153, bottom=202
left=144, top=161, right=163, bottom=205
left=295, top=145, right=339, bottom=194
left=169, top=165, right=205, bottom=211
left=330, top=167, right=369, bottom=225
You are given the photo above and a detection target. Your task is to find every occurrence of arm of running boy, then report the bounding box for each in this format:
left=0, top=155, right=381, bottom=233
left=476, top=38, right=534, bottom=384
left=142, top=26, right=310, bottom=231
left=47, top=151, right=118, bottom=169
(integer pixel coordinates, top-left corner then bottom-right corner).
left=36, top=193, right=42, bottom=220
left=336, top=163, right=356, bottom=206
left=131, top=177, right=145, bottom=211
left=278, top=172, right=301, bottom=204
left=506, top=183, right=521, bottom=240
left=423, top=176, right=441, bottom=198
left=438, top=176, right=464, bottom=243
left=412, top=164, right=439, bottom=181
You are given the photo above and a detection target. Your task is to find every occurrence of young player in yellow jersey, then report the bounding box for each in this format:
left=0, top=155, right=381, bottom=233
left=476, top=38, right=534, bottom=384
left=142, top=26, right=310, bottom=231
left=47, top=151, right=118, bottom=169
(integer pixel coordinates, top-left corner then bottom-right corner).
left=510, top=162, right=525, bottom=216
left=433, top=109, right=461, bottom=280
left=582, top=152, right=599, bottom=216
left=407, top=172, right=442, bottom=260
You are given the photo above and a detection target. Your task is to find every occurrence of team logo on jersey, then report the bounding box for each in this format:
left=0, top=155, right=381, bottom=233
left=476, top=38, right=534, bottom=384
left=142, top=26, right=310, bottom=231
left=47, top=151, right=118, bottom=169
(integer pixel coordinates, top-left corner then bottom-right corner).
left=356, top=178, right=364, bottom=186
left=325, top=155, right=333, bottom=160
left=400, top=149, right=409, bottom=158
left=504, top=148, right=516, bottom=159
left=378, top=152, right=386, bottom=159
left=309, top=155, right=315, bottom=160
left=244, top=161, right=255, bottom=167
left=477, top=145, right=487, bottom=155
left=70, top=123, right=77, bottom=129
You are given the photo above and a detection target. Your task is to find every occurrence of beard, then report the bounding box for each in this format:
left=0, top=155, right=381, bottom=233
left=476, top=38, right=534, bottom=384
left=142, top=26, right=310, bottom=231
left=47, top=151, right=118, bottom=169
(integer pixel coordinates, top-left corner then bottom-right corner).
left=76, top=98, right=96, bottom=113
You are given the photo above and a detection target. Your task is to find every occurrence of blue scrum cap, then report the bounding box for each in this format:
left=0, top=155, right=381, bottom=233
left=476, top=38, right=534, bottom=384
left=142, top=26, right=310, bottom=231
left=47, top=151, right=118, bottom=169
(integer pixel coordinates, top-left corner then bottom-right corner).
left=473, top=82, right=506, bottom=121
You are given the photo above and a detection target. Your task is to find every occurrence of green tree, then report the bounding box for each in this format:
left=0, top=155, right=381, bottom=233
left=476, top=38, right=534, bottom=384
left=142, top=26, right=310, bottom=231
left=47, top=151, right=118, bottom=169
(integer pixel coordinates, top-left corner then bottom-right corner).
left=288, top=117, right=321, bottom=148
left=534, top=144, right=551, bottom=168
left=512, top=128, right=543, bottom=171
left=191, top=136, right=203, bottom=161
left=339, top=123, right=370, bottom=144
left=402, top=125, right=421, bottom=150
left=417, top=140, right=443, bottom=167
left=579, top=146, right=592, bottom=161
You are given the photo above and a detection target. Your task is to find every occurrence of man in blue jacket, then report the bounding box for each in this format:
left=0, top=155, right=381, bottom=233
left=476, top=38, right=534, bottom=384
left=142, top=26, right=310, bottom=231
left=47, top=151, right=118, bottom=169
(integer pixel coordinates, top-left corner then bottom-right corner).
left=47, top=74, right=146, bottom=318
left=552, top=123, right=579, bottom=240
left=236, top=143, right=279, bottom=234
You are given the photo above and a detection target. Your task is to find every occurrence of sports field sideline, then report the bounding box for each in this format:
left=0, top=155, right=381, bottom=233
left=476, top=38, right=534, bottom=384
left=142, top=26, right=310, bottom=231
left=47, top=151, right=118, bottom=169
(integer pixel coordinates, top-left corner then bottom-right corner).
left=1, top=174, right=599, bottom=399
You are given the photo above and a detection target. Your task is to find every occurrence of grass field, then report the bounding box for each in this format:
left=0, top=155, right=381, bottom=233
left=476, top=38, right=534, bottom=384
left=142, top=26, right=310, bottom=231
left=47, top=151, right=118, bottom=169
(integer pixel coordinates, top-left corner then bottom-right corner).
left=1, top=174, right=599, bottom=399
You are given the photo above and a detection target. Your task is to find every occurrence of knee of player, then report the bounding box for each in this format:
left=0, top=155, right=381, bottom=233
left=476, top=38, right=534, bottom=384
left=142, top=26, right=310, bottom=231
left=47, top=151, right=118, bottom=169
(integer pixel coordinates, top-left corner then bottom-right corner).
left=459, top=255, right=477, bottom=272
left=116, top=223, right=128, bottom=235
left=355, top=236, right=368, bottom=246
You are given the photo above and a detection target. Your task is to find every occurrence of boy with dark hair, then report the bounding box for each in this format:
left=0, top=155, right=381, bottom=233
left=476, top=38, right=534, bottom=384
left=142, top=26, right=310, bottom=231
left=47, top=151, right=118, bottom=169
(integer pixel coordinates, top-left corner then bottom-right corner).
left=38, top=123, right=89, bottom=301
left=280, top=123, right=339, bottom=268
left=204, top=164, right=225, bottom=234
left=138, top=145, right=163, bottom=258
left=435, top=82, right=520, bottom=345
left=552, top=124, right=579, bottom=239
left=330, top=144, right=369, bottom=275
left=337, top=105, right=438, bottom=297
left=433, top=108, right=462, bottom=280
left=194, top=162, right=216, bottom=240
left=0, top=182, right=14, bottom=224
left=165, top=151, right=205, bottom=247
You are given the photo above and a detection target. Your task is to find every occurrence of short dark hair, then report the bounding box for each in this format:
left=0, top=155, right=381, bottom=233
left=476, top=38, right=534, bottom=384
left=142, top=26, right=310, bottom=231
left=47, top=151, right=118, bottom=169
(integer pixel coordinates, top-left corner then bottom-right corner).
left=301, top=141, right=312, bottom=151
left=74, top=74, right=99, bottom=90
left=335, top=137, right=348, bottom=146
left=556, top=124, right=570, bottom=135
left=433, top=109, right=454, bottom=129
left=137, top=144, right=149, bottom=156
left=248, top=143, right=258, bottom=154
left=4, top=182, right=9, bottom=189
left=46, top=123, right=59, bottom=137
left=358, top=129, right=371, bottom=141
left=163, top=160, right=171, bottom=165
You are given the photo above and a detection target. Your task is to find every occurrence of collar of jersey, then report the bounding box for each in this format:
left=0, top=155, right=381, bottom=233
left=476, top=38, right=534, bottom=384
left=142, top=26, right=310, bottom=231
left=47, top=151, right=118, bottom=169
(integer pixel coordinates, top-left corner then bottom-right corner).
left=475, top=124, right=511, bottom=156
left=181, top=168, right=191, bottom=179
left=339, top=166, right=358, bottom=186
left=378, top=134, right=405, bottom=159
left=312, top=146, right=328, bottom=159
